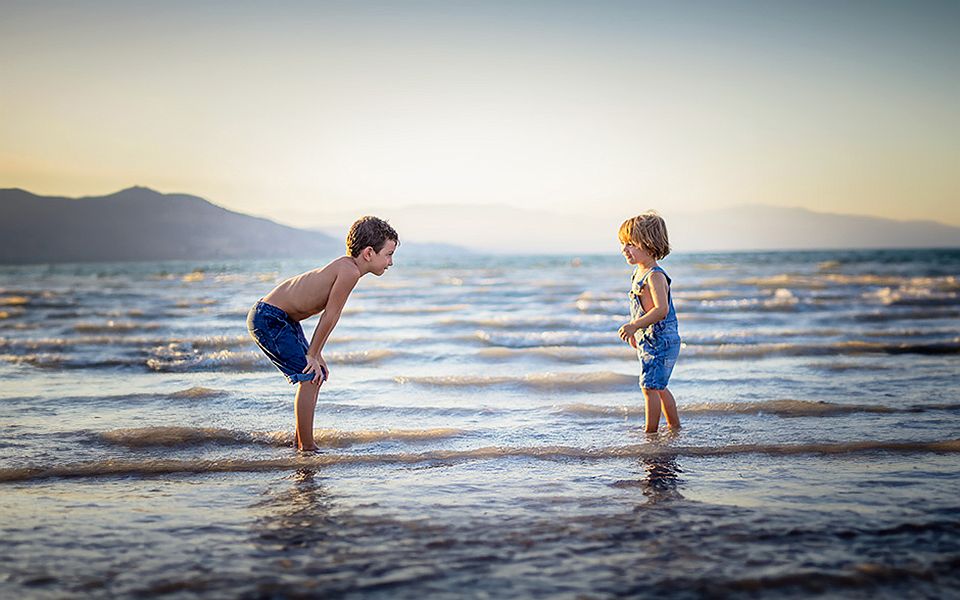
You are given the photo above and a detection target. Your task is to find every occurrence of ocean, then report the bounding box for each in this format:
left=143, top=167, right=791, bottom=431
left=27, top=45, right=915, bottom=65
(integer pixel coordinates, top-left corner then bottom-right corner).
left=1, top=248, right=958, bottom=598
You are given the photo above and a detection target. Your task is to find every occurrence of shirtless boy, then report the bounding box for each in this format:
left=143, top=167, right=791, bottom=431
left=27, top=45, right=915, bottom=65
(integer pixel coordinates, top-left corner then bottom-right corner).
left=246, top=216, right=399, bottom=452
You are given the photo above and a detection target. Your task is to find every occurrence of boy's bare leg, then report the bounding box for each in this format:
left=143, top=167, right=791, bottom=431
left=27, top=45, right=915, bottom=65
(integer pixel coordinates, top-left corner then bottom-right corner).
left=294, top=381, right=321, bottom=450
left=642, top=388, right=662, bottom=433
left=660, top=387, right=681, bottom=430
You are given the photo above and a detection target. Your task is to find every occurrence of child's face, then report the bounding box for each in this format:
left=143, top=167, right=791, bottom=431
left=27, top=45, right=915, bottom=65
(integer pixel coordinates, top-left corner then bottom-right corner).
left=620, top=241, right=651, bottom=265
left=369, top=240, right=397, bottom=276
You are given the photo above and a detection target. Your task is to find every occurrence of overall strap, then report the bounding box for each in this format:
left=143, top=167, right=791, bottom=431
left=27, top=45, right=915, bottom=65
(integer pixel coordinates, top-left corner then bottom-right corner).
left=651, top=265, right=671, bottom=286
left=636, top=266, right=671, bottom=288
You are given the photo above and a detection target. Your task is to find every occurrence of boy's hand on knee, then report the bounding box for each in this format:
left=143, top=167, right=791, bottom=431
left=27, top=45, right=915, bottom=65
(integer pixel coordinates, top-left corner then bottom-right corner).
left=303, top=354, right=328, bottom=384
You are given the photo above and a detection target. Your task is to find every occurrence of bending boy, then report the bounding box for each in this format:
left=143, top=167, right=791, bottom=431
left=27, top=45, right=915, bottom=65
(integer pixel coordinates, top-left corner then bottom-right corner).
left=247, top=216, right=399, bottom=452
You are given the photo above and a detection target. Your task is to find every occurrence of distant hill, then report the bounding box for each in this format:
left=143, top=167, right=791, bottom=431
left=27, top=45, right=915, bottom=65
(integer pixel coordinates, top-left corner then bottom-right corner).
left=0, top=187, right=341, bottom=264
left=3, top=187, right=957, bottom=261
left=302, top=203, right=960, bottom=254
left=670, top=205, right=960, bottom=252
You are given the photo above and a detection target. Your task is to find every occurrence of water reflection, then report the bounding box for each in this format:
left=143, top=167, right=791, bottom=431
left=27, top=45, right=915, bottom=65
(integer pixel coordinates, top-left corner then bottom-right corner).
left=612, top=451, right=685, bottom=505
left=640, top=454, right=684, bottom=504
left=248, top=469, right=458, bottom=596
left=252, top=469, right=334, bottom=552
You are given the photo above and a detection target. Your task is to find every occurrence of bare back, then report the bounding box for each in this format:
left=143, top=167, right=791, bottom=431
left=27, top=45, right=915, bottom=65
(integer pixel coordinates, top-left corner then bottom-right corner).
left=262, top=257, right=360, bottom=321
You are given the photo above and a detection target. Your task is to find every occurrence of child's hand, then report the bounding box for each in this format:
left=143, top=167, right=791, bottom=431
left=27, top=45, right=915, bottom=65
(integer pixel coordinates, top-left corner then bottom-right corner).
left=303, top=354, right=328, bottom=384
left=618, top=323, right=640, bottom=349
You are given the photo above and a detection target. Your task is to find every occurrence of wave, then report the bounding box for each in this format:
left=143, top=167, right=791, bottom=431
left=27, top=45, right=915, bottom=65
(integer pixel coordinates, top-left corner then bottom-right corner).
left=146, top=349, right=264, bottom=372
left=682, top=329, right=845, bottom=343
left=557, top=403, right=643, bottom=418
left=833, top=340, right=960, bottom=355
left=379, top=305, right=469, bottom=314
left=2, top=346, right=399, bottom=373
left=556, top=400, right=903, bottom=419
left=805, top=361, right=893, bottom=372
left=477, top=346, right=631, bottom=363
left=343, top=304, right=468, bottom=315
left=327, top=349, right=399, bottom=364
left=866, top=286, right=959, bottom=307
left=711, top=556, right=960, bottom=595
left=476, top=339, right=960, bottom=362
left=476, top=331, right=615, bottom=348
left=677, top=294, right=811, bottom=313
left=8, top=339, right=957, bottom=374
left=0, top=352, right=141, bottom=370
left=673, top=290, right=737, bottom=301
left=310, top=427, right=467, bottom=447
left=574, top=299, right=626, bottom=316
left=168, top=386, right=229, bottom=399
left=145, top=347, right=400, bottom=373
left=854, top=308, right=960, bottom=322
left=440, top=314, right=622, bottom=332
left=693, top=263, right=735, bottom=271
left=95, top=426, right=466, bottom=449
left=683, top=340, right=960, bottom=358
left=73, top=321, right=162, bottom=333
left=0, top=335, right=253, bottom=352
left=179, top=335, right=252, bottom=349
left=98, top=426, right=268, bottom=448
left=5, top=439, right=959, bottom=483
left=739, top=274, right=960, bottom=289
left=395, top=371, right=637, bottom=392
left=0, top=295, right=30, bottom=306
left=861, top=327, right=960, bottom=339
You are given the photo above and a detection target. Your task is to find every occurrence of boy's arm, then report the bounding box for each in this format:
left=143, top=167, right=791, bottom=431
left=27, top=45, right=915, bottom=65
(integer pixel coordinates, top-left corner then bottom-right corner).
left=302, top=265, right=359, bottom=383
left=618, top=272, right=670, bottom=345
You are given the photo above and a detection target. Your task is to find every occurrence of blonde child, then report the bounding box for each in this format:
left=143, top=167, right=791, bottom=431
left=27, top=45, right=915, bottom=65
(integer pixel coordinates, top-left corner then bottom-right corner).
left=247, top=216, right=398, bottom=452
left=616, top=211, right=681, bottom=433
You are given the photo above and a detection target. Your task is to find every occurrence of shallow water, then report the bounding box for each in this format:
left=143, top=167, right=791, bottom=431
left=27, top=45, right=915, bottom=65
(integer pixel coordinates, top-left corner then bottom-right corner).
left=1, top=249, right=959, bottom=598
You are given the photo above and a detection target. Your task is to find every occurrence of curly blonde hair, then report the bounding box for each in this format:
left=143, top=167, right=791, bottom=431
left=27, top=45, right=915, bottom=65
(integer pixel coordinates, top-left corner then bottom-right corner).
left=618, top=211, right=671, bottom=260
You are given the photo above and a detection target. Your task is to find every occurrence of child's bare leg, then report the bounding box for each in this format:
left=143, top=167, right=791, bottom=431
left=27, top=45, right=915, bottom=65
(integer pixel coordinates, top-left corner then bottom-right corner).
left=660, top=387, right=681, bottom=430
left=294, top=381, right=321, bottom=450
left=642, top=388, right=662, bottom=433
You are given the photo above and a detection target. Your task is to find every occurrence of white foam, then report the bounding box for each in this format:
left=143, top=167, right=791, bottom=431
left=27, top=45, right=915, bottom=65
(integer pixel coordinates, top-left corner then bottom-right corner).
left=6, top=439, right=959, bottom=483
left=395, top=371, right=636, bottom=392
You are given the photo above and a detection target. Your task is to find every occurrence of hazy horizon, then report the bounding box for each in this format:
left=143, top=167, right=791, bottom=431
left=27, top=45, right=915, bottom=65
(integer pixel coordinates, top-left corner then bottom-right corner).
left=2, top=0, right=958, bottom=251
left=5, top=185, right=957, bottom=256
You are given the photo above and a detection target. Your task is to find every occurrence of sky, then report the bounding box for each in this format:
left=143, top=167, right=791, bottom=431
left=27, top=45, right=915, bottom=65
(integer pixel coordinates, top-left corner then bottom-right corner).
left=1, top=0, right=958, bottom=249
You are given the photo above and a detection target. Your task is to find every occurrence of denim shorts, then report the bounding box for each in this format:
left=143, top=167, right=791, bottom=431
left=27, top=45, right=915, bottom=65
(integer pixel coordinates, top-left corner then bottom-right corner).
left=247, top=300, right=321, bottom=384
left=637, top=328, right=681, bottom=390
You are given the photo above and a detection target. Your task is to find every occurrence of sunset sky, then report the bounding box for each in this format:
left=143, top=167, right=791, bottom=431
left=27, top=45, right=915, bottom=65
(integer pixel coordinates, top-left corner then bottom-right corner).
left=2, top=0, right=958, bottom=243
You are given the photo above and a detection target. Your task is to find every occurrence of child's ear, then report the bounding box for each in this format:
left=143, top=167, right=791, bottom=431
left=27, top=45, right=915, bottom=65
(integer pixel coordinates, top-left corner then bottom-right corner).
left=362, top=246, right=374, bottom=261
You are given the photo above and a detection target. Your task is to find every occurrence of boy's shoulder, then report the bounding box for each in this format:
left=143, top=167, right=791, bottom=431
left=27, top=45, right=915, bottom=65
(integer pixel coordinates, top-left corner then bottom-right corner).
left=321, top=256, right=362, bottom=279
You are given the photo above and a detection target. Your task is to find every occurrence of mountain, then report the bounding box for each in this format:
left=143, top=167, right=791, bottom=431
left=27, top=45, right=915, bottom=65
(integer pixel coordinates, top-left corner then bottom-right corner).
left=3, top=187, right=957, bottom=262
left=305, top=203, right=960, bottom=254
left=669, top=205, right=960, bottom=252
left=305, top=204, right=613, bottom=255
left=0, top=187, right=341, bottom=264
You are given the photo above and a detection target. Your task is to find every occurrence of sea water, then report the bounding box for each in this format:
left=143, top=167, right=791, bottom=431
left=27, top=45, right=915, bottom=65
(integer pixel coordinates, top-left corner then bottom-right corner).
left=1, top=249, right=958, bottom=598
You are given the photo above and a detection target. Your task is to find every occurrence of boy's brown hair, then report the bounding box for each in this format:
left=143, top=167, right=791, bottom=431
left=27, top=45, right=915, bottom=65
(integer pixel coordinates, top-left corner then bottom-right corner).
left=346, top=216, right=399, bottom=257
left=618, top=211, right=671, bottom=260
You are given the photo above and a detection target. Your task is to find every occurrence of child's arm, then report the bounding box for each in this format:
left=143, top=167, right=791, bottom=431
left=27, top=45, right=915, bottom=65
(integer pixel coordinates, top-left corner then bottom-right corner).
left=618, top=271, right=670, bottom=346
left=302, top=265, right=359, bottom=383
